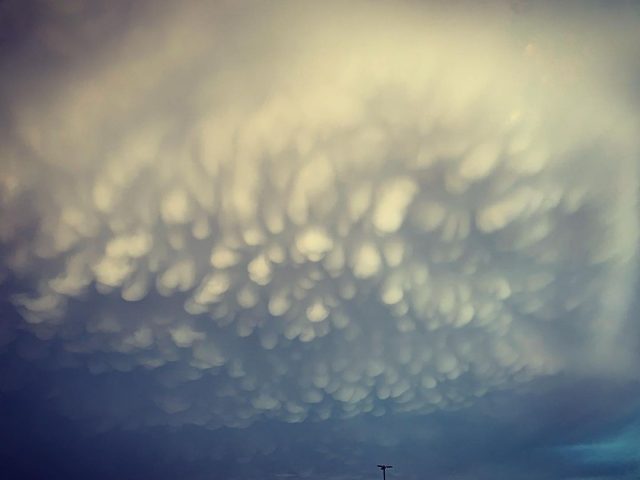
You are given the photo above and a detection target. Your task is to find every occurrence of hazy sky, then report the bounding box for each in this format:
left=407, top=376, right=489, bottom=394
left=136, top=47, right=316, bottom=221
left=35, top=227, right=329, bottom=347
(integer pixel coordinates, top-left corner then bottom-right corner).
left=1, top=1, right=639, bottom=479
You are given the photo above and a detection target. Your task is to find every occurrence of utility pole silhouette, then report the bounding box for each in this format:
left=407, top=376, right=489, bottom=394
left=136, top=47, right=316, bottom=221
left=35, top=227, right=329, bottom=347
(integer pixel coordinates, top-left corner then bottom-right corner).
left=377, top=464, right=393, bottom=480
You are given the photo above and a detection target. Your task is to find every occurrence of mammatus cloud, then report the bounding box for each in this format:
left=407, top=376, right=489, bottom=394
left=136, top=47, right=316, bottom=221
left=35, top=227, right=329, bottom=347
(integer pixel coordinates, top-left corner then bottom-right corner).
left=0, top=0, right=639, bottom=467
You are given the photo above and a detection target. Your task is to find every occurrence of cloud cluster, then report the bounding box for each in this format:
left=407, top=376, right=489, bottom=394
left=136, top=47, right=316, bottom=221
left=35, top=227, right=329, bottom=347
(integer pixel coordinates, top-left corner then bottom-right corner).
left=0, top=0, right=638, bottom=434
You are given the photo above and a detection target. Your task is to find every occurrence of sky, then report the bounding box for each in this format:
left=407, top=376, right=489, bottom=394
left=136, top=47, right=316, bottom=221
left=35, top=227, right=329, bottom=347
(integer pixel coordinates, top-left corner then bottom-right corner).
left=1, top=0, right=640, bottom=479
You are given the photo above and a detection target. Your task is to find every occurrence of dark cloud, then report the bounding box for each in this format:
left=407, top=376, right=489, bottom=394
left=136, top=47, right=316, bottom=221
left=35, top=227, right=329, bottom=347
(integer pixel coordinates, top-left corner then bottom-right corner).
left=1, top=1, right=639, bottom=478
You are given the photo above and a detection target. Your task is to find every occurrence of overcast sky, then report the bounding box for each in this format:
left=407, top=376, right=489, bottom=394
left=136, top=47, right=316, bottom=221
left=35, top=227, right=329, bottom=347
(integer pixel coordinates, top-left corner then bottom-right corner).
left=1, top=1, right=640, bottom=479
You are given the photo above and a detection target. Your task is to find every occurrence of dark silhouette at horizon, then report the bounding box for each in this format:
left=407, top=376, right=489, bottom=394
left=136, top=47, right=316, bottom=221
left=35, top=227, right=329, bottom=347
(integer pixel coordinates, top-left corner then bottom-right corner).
left=377, top=464, right=393, bottom=480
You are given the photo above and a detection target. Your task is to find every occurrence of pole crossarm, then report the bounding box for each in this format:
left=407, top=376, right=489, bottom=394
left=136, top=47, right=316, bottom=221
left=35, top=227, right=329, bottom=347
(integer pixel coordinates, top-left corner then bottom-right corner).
left=377, top=464, right=393, bottom=480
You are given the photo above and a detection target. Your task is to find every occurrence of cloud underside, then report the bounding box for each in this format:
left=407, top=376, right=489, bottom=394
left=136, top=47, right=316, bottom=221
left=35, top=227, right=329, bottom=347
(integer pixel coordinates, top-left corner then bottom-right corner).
left=0, top=0, right=638, bottom=434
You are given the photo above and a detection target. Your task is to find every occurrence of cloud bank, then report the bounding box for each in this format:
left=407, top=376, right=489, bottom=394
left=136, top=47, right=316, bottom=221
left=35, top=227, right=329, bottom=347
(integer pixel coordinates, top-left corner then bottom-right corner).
left=0, top=0, right=639, bottom=477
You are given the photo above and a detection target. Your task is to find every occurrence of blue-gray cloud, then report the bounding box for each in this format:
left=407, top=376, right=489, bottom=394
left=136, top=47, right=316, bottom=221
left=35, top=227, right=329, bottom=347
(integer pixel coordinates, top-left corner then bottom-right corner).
left=0, top=1, right=639, bottom=479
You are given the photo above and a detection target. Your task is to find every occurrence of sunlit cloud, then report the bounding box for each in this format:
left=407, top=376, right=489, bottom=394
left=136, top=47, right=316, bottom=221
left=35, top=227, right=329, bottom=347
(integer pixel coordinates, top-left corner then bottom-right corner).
left=0, top=0, right=639, bottom=478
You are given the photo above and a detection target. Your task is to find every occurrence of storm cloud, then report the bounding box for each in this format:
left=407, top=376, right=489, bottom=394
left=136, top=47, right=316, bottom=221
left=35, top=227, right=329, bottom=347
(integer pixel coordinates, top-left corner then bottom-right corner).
left=1, top=1, right=639, bottom=478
